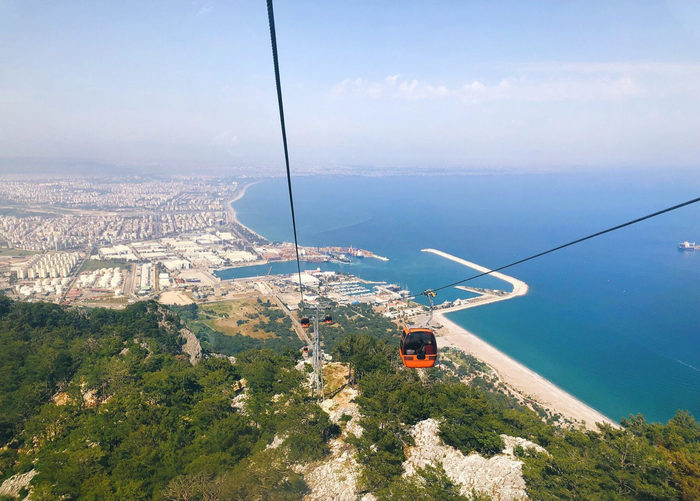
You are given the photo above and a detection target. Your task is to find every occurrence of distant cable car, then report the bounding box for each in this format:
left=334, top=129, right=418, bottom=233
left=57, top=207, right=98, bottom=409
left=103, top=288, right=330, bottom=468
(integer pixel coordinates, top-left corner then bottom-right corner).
left=300, top=317, right=310, bottom=329
left=399, top=325, right=438, bottom=368
left=323, top=314, right=333, bottom=325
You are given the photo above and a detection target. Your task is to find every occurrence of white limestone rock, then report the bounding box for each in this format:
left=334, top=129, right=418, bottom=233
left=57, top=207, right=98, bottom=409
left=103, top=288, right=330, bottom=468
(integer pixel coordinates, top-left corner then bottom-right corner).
left=302, top=439, right=364, bottom=501
left=179, top=328, right=202, bottom=365
left=403, top=418, right=545, bottom=500
left=0, top=469, right=36, bottom=499
left=319, top=387, right=363, bottom=438
left=301, top=387, right=365, bottom=500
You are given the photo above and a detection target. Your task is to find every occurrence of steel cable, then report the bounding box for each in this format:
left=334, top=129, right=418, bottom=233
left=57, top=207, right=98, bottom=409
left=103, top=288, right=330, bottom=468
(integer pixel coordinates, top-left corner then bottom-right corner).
left=266, top=0, right=304, bottom=303
left=410, top=196, right=700, bottom=300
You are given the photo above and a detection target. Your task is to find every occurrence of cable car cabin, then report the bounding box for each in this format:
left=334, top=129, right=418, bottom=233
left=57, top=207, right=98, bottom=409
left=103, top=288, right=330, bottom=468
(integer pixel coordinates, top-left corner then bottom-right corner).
left=323, top=315, right=333, bottom=325
left=300, top=317, right=310, bottom=329
left=399, top=326, right=438, bottom=368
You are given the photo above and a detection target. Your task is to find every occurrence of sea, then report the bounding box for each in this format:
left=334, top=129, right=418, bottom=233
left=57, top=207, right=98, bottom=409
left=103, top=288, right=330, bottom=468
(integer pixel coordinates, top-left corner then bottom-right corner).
left=217, top=169, right=700, bottom=423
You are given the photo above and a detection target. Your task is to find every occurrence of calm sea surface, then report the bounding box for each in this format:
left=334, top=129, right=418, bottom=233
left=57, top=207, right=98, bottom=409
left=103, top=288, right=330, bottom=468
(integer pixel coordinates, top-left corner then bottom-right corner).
left=219, top=170, right=700, bottom=423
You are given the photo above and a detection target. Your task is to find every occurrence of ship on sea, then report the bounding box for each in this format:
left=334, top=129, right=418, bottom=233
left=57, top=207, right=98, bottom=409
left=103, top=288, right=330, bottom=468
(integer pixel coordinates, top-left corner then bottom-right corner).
left=678, top=241, right=700, bottom=250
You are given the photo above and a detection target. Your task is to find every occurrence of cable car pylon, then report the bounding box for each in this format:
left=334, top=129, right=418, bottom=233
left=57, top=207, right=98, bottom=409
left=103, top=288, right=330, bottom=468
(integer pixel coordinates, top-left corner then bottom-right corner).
left=310, top=303, right=325, bottom=401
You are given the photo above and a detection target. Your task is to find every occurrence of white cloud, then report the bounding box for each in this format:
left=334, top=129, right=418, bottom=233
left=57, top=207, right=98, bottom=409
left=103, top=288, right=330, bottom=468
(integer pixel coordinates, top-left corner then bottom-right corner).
left=192, top=1, right=213, bottom=16
left=333, top=74, right=451, bottom=100
left=332, top=62, right=700, bottom=104
left=469, top=76, right=644, bottom=103
left=210, top=130, right=239, bottom=155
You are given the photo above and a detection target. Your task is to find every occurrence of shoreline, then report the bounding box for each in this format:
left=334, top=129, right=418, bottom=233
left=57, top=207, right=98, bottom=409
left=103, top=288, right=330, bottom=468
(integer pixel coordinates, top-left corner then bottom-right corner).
left=228, top=181, right=257, bottom=221
left=436, top=311, right=618, bottom=430
left=223, top=186, right=618, bottom=429
left=227, top=182, right=268, bottom=242
left=422, top=248, right=618, bottom=430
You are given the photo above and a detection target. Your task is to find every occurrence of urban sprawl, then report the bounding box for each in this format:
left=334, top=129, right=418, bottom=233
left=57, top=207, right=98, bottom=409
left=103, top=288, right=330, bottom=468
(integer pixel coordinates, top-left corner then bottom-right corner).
left=0, top=178, right=461, bottom=318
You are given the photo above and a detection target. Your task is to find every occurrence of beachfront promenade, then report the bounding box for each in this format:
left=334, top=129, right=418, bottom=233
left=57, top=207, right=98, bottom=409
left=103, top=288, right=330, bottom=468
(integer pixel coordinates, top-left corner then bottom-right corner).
left=423, top=248, right=618, bottom=430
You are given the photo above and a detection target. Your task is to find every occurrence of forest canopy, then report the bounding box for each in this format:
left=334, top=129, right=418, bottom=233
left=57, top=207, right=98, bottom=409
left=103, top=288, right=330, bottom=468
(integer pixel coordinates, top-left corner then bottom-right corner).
left=0, top=296, right=697, bottom=500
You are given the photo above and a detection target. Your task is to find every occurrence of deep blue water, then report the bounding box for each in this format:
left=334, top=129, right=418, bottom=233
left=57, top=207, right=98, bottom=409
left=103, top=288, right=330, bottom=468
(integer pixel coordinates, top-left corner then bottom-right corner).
left=224, top=170, right=700, bottom=423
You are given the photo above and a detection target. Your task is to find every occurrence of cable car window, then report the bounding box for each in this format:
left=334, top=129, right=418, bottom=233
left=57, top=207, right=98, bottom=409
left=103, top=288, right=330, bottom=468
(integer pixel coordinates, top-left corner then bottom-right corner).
left=404, top=332, right=435, bottom=353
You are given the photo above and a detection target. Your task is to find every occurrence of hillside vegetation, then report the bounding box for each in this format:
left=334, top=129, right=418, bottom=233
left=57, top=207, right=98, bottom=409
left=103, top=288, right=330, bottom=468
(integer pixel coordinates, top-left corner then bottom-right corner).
left=0, top=296, right=698, bottom=500
left=0, top=297, right=327, bottom=499
left=298, top=302, right=398, bottom=352
left=332, top=333, right=700, bottom=499
left=172, top=299, right=303, bottom=355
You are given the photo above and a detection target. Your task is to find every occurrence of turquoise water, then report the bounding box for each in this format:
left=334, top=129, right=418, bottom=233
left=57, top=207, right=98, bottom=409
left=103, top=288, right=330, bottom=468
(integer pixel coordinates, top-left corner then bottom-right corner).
left=227, top=171, right=700, bottom=423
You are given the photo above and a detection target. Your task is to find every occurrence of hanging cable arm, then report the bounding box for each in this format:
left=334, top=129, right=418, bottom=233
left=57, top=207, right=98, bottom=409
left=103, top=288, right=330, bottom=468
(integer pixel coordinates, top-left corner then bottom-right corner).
left=266, top=0, right=304, bottom=303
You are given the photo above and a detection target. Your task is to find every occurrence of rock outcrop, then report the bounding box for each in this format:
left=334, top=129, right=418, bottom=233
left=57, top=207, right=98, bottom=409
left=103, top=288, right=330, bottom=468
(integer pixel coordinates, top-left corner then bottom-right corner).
left=0, top=469, right=36, bottom=499
left=179, top=327, right=202, bottom=365
left=404, top=419, right=545, bottom=500
left=155, top=305, right=201, bottom=365
left=301, top=387, right=365, bottom=500
left=320, top=387, right=363, bottom=439
left=302, top=439, right=364, bottom=501
left=301, top=365, right=546, bottom=501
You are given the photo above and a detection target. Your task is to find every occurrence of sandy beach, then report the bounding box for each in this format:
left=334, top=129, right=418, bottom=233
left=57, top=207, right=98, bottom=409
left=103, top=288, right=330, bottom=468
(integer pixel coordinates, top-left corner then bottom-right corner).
left=228, top=181, right=256, bottom=222
left=227, top=182, right=268, bottom=242
left=436, top=312, right=618, bottom=430
left=220, top=187, right=618, bottom=429
left=424, top=248, right=618, bottom=430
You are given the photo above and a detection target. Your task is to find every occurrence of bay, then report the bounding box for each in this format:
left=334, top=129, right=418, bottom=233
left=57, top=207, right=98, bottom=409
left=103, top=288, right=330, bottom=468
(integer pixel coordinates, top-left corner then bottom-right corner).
left=226, top=170, right=700, bottom=422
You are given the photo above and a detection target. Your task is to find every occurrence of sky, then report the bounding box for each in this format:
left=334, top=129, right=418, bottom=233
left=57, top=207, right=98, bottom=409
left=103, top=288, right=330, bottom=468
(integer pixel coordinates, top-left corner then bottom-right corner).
left=1, top=0, right=699, bottom=173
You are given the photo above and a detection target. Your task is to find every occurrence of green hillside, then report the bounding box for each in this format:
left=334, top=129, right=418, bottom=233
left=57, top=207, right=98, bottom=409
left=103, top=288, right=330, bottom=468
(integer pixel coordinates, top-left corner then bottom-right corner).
left=0, top=296, right=697, bottom=500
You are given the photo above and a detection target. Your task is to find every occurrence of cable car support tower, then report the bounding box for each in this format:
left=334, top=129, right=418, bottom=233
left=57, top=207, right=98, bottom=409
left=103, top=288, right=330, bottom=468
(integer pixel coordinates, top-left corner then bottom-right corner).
left=310, top=304, right=324, bottom=401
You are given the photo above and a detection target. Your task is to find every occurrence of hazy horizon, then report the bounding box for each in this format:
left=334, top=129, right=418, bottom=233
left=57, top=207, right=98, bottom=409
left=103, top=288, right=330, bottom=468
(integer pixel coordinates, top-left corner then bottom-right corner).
left=2, top=1, right=700, bottom=172
left=3, top=159, right=700, bottom=182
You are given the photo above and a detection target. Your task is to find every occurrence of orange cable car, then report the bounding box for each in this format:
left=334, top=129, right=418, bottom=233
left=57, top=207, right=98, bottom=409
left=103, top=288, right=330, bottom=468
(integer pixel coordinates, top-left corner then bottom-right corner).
left=323, top=314, right=333, bottom=325
left=399, top=290, right=438, bottom=368
left=399, top=325, right=438, bottom=368
left=300, top=317, right=310, bottom=329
